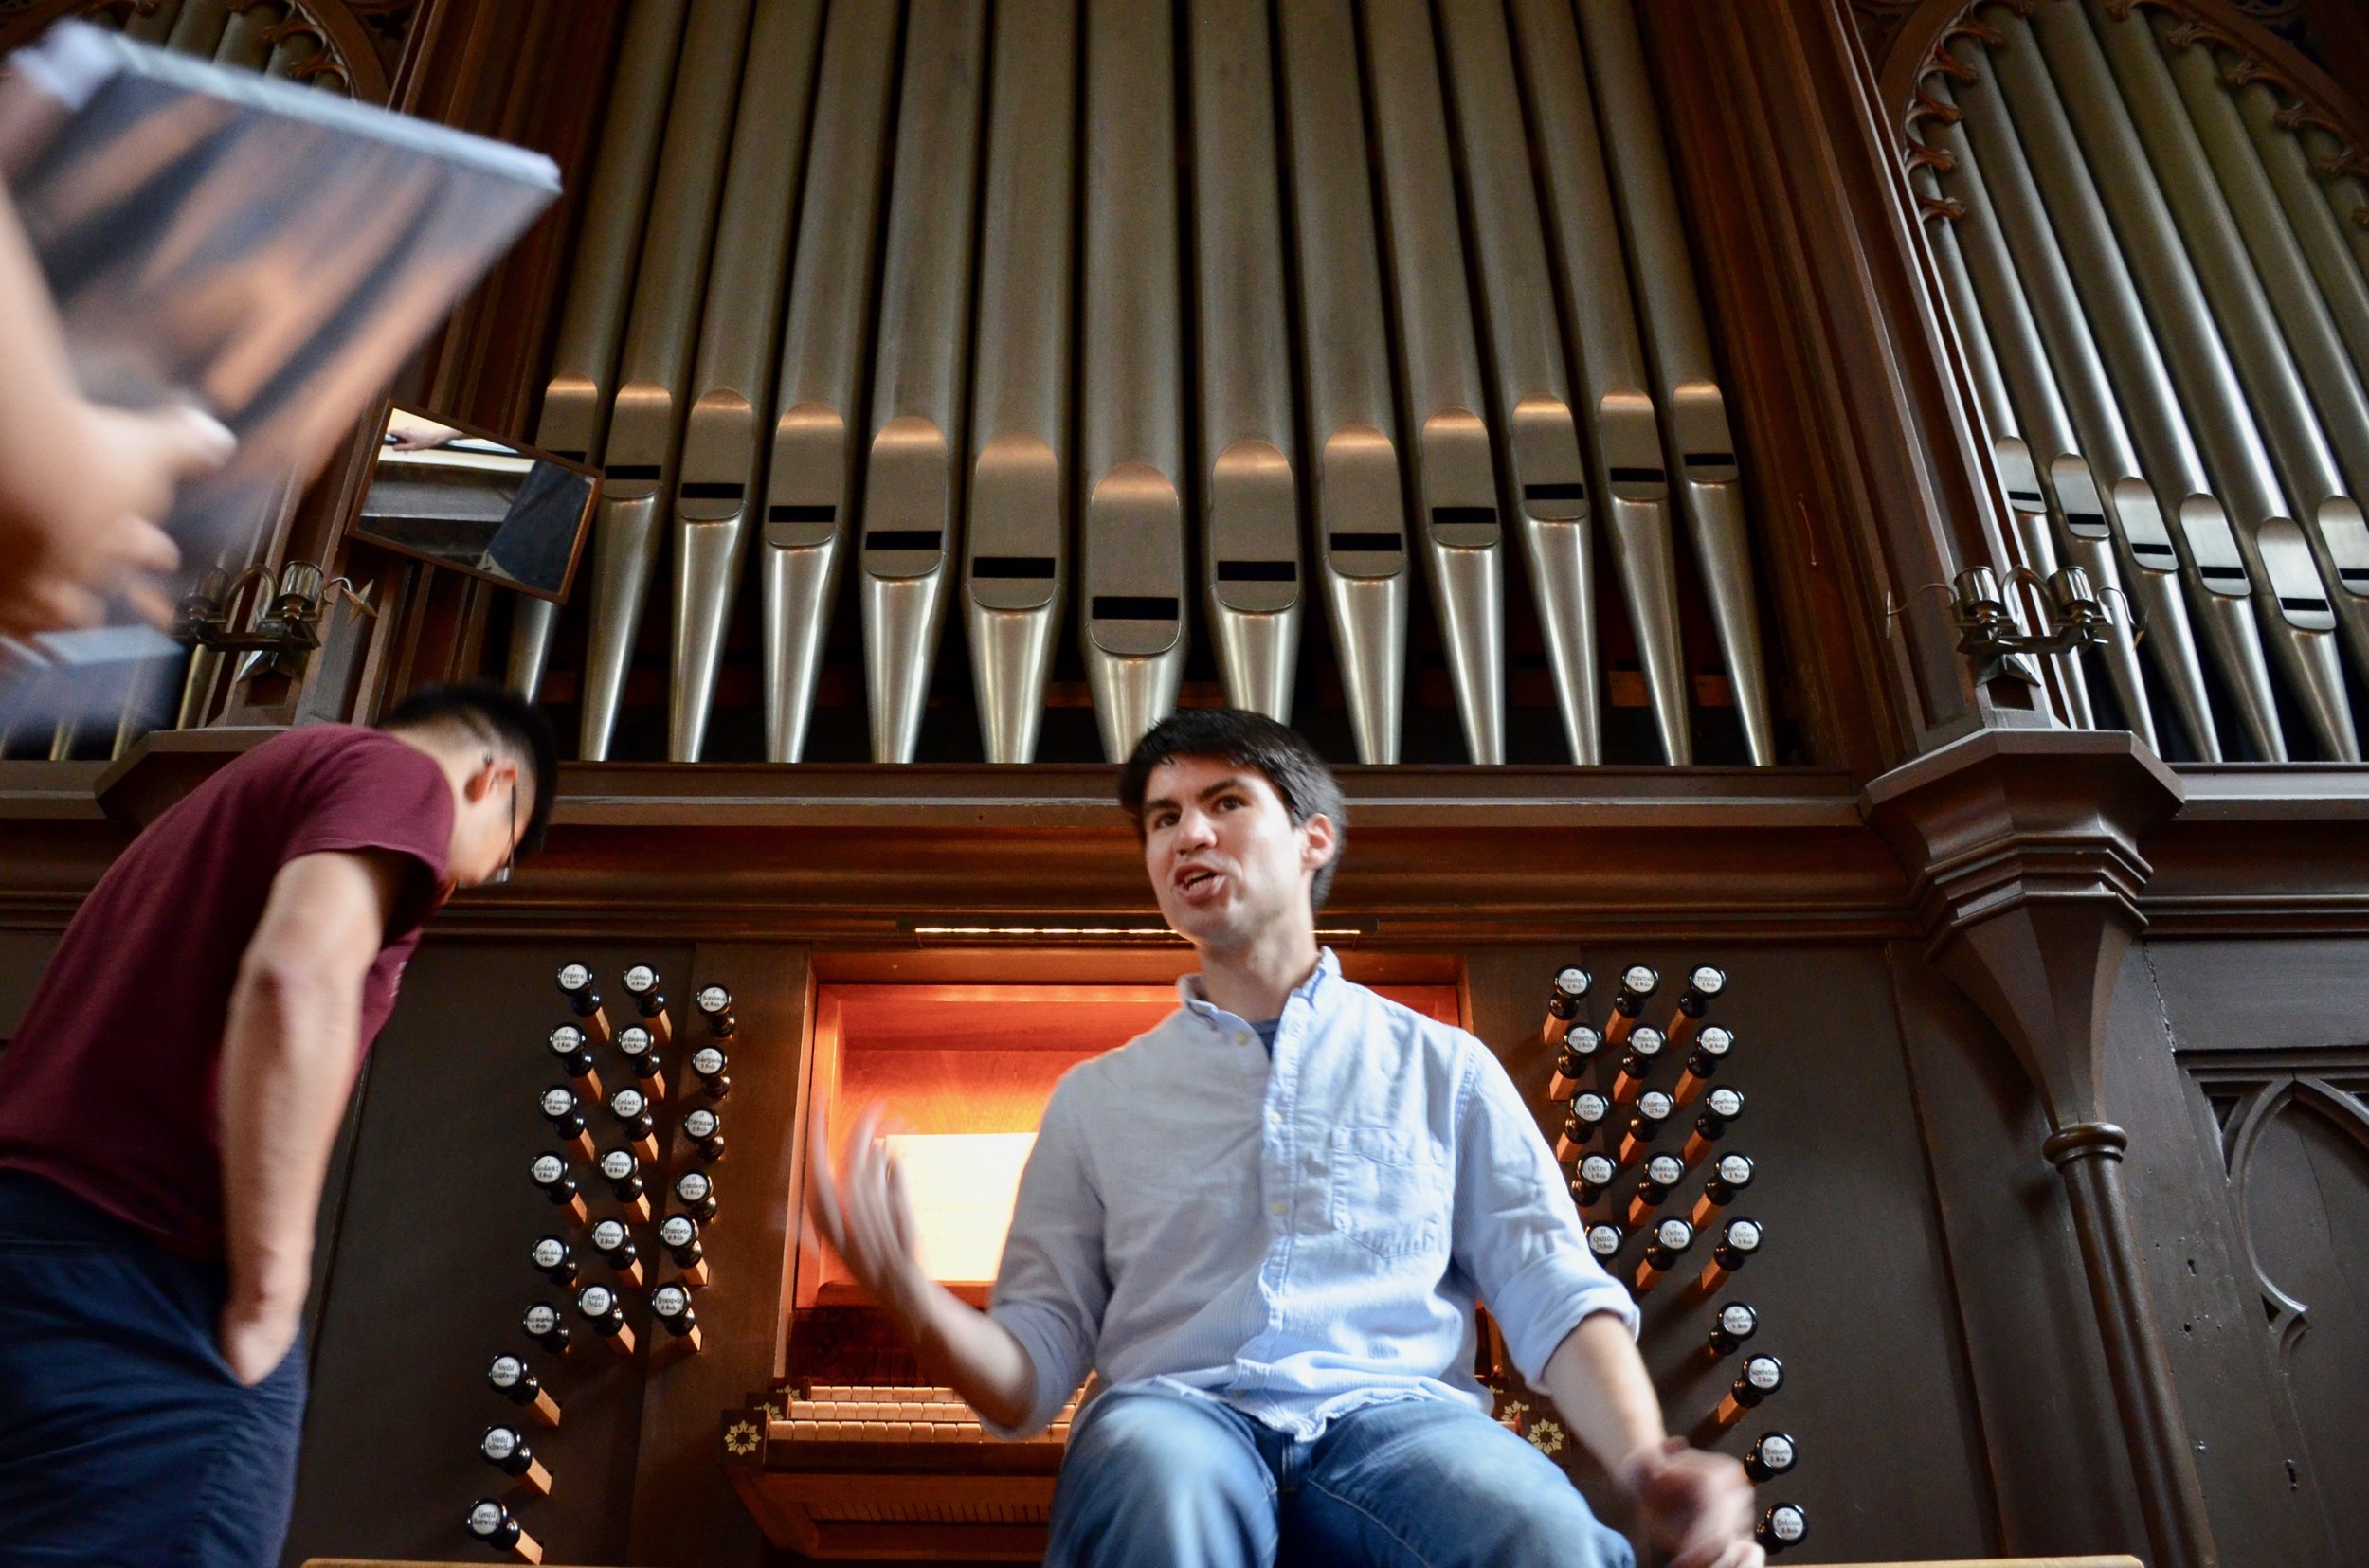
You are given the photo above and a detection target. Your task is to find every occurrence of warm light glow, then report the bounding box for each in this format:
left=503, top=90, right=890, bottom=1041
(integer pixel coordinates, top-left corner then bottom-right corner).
left=881, top=1132, right=1038, bottom=1282
left=909, top=925, right=1368, bottom=940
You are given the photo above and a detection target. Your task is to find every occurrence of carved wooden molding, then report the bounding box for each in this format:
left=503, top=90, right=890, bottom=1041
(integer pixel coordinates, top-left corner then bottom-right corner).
left=0, top=0, right=418, bottom=103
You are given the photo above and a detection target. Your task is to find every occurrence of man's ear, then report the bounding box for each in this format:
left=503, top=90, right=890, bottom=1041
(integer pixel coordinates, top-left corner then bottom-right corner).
left=1301, top=812, right=1338, bottom=874
left=461, top=756, right=509, bottom=805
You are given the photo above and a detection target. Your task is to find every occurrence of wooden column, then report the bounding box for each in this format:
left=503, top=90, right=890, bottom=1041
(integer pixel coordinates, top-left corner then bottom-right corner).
left=1864, top=728, right=2215, bottom=1568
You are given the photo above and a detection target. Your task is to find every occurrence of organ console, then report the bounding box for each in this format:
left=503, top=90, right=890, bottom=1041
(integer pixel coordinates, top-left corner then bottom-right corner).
left=608, top=1087, right=659, bottom=1162
left=1672, top=1024, right=1735, bottom=1107
left=1625, top=1152, right=1688, bottom=1226
left=691, top=1044, right=732, bottom=1098
left=674, top=1168, right=719, bottom=1224
left=1546, top=1024, right=1603, bottom=1100
left=1539, top=966, right=1591, bottom=1049
left=1681, top=1086, right=1746, bottom=1166
left=1616, top=1090, right=1675, bottom=1167
left=465, top=1497, right=542, bottom=1563
left=1664, top=965, right=1725, bottom=1048
left=695, top=983, right=736, bottom=1037
left=1602, top=965, right=1658, bottom=1048
left=1690, top=1153, right=1756, bottom=1228
left=554, top=964, right=612, bottom=1044
left=519, top=1302, right=571, bottom=1356
left=530, top=1235, right=578, bottom=1289
left=1712, top=1352, right=1785, bottom=1432
left=528, top=1154, right=587, bottom=1226
left=486, top=1354, right=561, bottom=1428
left=618, top=1025, right=665, bottom=1103
left=479, top=1424, right=552, bottom=1497
left=1745, top=1431, right=1799, bottom=1484
left=1756, top=1503, right=1808, bottom=1555
left=590, top=1217, right=643, bottom=1289
left=1554, top=1091, right=1613, bottom=1162
left=546, top=1024, right=602, bottom=1099
left=623, top=964, right=674, bottom=1047
left=1707, top=1301, right=1760, bottom=1357
left=660, top=1213, right=711, bottom=1287
left=1632, top=1217, right=1695, bottom=1295
left=1698, top=1217, right=1763, bottom=1293
left=681, top=1106, right=725, bottom=1162
left=537, top=1086, right=594, bottom=1163
left=1570, top=1152, right=1618, bottom=1211
left=599, top=1147, right=652, bottom=1222
left=652, top=1282, right=702, bottom=1350
left=1609, top=1024, right=1666, bottom=1104
left=576, top=1283, right=635, bottom=1356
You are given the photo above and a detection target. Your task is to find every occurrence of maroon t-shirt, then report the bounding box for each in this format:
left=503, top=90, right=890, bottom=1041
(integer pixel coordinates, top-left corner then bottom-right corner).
left=0, top=724, right=453, bottom=1259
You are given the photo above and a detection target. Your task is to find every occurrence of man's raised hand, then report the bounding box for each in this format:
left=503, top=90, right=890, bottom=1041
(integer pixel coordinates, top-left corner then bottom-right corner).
left=1624, top=1435, right=1764, bottom=1568
left=805, top=1096, right=927, bottom=1316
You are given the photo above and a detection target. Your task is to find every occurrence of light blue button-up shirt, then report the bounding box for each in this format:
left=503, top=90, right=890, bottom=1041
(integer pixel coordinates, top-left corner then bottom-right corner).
left=986, top=948, right=1638, bottom=1439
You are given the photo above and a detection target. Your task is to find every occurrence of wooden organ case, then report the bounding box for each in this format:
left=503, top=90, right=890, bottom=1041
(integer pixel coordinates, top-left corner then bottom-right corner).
left=0, top=2, right=2366, bottom=1567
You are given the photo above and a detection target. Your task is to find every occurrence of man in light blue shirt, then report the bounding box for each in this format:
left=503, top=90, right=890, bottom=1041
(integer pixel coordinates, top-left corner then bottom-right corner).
left=809, top=710, right=1760, bottom=1568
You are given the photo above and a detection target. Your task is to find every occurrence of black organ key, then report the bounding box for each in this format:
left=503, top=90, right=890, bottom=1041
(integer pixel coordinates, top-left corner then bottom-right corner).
left=555, top=961, right=612, bottom=1043
left=465, top=1497, right=540, bottom=1560
left=695, top=982, right=737, bottom=1038
left=651, top=1282, right=701, bottom=1348
left=1554, top=1092, right=1613, bottom=1163
left=1570, top=1153, right=1618, bottom=1211
left=529, top=1235, right=577, bottom=1288
left=479, top=1423, right=552, bottom=1495
left=660, top=1213, right=710, bottom=1286
left=1632, top=1217, right=1696, bottom=1294
left=690, top=1043, right=731, bottom=1098
left=1715, top=1353, right=1784, bottom=1428
left=1665, top=964, right=1726, bottom=1048
left=1698, top=1217, right=1763, bottom=1292
left=1757, top=1504, right=1808, bottom=1555
left=1603, top=964, right=1659, bottom=1048
left=1616, top=1090, right=1676, bottom=1167
left=485, top=1354, right=561, bottom=1427
left=529, top=1153, right=586, bottom=1225
left=1745, top=1431, right=1798, bottom=1483
left=1681, top=1086, right=1746, bottom=1166
left=599, top=1145, right=652, bottom=1221
left=1546, top=1025, right=1603, bottom=1101
left=519, top=1301, right=571, bottom=1354
left=576, top=1282, right=635, bottom=1355
left=1609, top=1026, right=1666, bottom=1105
left=1539, top=965, right=1592, bottom=1050
left=623, top=964, right=673, bottom=1046
left=590, top=1217, right=642, bottom=1288
left=546, top=1023, right=602, bottom=1099
left=682, top=1105, right=725, bottom=1162
left=537, top=1084, right=594, bottom=1163
left=1673, top=1025, right=1736, bottom=1107
left=617, top=1025, right=666, bottom=1103
left=1625, top=1153, right=1689, bottom=1226
left=1690, top=1153, right=1756, bottom=1227
left=608, top=1086, right=658, bottom=1158
left=1707, top=1301, right=1760, bottom=1357
left=674, top=1168, right=718, bottom=1223
left=1586, top=1222, right=1625, bottom=1265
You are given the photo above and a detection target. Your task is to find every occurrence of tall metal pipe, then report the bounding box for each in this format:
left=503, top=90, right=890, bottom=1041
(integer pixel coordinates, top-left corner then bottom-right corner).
left=214, top=2, right=285, bottom=71
left=1078, top=0, right=1187, bottom=761
left=1276, top=0, right=1408, bottom=764
left=1189, top=0, right=1303, bottom=725
left=2294, top=125, right=2369, bottom=286
left=2036, top=1, right=2355, bottom=758
left=762, top=0, right=901, bottom=762
left=1970, top=22, right=2284, bottom=759
left=668, top=0, right=825, bottom=761
left=2233, top=78, right=2369, bottom=378
left=964, top=0, right=1077, bottom=764
left=164, top=0, right=231, bottom=56
left=859, top=0, right=990, bottom=764
left=123, top=0, right=186, bottom=45
left=511, top=0, right=690, bottom=703
left=2150, top=19, right=2369, bottom=690
left=1362, top=0, right=1504, bottom=764
left=1439, top=0, right=1600, bottom=763
left=1576, top=0, right=1777, bottom=766
left=577, top=0, right=750, bottom=762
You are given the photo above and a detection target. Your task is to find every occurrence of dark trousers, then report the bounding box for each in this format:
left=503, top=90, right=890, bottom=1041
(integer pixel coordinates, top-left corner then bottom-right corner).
left=0, top=1172, right=307, bottom=1567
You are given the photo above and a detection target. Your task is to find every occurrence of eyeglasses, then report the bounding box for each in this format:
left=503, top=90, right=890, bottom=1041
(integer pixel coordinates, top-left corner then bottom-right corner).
left=487, top=773, right=517, bottom=886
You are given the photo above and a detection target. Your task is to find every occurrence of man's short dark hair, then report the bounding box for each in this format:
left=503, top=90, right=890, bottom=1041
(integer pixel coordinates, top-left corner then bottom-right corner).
left=1117, top=709, right=1347, bottom=914
left=380, top=681, right=558, bottom=856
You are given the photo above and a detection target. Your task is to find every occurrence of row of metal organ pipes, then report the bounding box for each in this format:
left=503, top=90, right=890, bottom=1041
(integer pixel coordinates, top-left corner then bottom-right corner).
left=1913, top=0, right=2369, bottom=761
left=513, top=0, right=1780, bottom=765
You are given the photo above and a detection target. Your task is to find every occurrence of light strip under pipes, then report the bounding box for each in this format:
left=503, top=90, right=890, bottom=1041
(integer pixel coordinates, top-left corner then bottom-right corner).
left=577, top=0, right=750, bottom=762
left=511, top=0, right=689, bottom=702
left=1910, top=149, right=2098, bottom=730
left=1576, top=0, right=1775, bottom=767
left=2233, top=75, right=2369, bottom=378
left=963, top=0, right=1076, bottom=765
left=2150, top=15, right=2369, bottom=691
left=1275, top=0, right=1408, bottom=765
left=668, top=0, right=825, bottom=762
left=1362, top=0, right=1505, bottom=764
left=1438, top=0, right=1600, bottom=764
left=2030, top=1, right=2356, bottom=759
left=1967, top=23, right=2283, bottom=759
left=762, top=0, right=901, bottom=763
left=1189, top=0, right=1304, bottom=725
left=1078, top=0, right=1188, bottom=762
left=1934, top=63, right=2214, bottom=757
left=860, top=0, right=990, bottom=764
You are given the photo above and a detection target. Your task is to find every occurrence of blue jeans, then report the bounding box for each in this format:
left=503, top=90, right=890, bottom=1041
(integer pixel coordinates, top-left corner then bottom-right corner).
left=0, top=1172, right=307, bottom=1568
left=1045, top=1386, right=1637, bottom=1568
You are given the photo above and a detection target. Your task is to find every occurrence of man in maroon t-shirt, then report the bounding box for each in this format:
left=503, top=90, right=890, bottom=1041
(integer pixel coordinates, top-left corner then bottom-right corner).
left=0, top=680, right=554, bottom=1568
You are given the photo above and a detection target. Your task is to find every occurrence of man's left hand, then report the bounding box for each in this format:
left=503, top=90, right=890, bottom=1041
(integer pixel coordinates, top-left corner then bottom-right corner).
left=1622, top=1435, right=1764, bottom=1568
